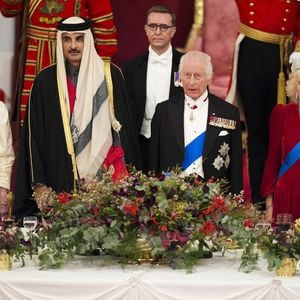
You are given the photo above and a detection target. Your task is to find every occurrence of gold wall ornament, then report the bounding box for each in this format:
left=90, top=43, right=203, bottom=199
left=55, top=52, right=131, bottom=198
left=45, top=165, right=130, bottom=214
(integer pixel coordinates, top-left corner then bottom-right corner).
left=39, top=0, right=65, bottom=15
left=276, top=257, right=298, bottom=277
left=0, top=251, right=12, bottom=271
left=183, top=0, right=204, bottom=52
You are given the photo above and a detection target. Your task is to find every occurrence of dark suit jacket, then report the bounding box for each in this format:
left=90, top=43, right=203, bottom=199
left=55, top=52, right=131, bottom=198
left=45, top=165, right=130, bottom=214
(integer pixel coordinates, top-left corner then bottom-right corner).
left=149, top=92, right=243, bottom=195
left=122, top=48, right=183, bottom=137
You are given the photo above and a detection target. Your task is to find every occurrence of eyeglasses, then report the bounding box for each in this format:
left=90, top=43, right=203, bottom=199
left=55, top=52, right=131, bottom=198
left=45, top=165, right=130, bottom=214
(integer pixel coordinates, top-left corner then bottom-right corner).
left=146, top=23, right=174, bottom=32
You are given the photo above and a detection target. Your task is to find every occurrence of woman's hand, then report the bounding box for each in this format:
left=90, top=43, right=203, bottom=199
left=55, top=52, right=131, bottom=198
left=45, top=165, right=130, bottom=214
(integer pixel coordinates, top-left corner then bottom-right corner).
left=265, top=194, right=273, bottom=223
left=0, top=187, right=9, bottom=216
left=33, top=185, right=50, bottom=211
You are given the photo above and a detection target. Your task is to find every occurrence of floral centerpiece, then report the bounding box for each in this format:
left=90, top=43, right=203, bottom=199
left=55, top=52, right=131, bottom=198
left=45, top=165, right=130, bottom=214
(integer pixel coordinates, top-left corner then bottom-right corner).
left=0, top=222, right=26, bottom=270
left=27, top=170, right=261, bottom=272
left=257, top=218, right=300, bottom=275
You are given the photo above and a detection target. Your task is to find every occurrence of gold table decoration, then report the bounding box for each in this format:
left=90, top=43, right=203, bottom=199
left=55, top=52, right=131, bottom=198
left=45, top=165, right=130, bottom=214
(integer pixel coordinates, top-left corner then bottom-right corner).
left=137, top=238, right=153, bottom=263
left=0, top=251, right=12, bottom=271
left=276, top=257, right=297, bottom=277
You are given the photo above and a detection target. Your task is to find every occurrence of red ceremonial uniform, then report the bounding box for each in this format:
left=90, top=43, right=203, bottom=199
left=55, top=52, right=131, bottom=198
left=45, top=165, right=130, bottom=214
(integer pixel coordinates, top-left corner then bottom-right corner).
left=227, top=0, right=300, bottom=206
left=0, top=0, right=117, bottom=124
left=236, top=0, right=300, bottom=39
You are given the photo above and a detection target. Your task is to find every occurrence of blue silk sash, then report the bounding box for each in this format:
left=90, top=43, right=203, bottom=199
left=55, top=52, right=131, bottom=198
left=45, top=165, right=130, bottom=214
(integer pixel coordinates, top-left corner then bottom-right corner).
left=278, top=142, right=300, bottom=178
left=182, top=131, right=206, bottom=170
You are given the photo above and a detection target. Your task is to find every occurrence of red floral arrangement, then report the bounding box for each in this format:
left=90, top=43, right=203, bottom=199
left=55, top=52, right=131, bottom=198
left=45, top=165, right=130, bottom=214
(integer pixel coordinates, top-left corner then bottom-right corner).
left=29, top=171, right=259, bottom=271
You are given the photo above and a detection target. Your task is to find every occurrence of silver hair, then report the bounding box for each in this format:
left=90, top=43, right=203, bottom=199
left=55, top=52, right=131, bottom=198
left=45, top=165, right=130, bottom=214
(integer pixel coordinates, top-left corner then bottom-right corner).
left=179, top=51, right=213, bottom=80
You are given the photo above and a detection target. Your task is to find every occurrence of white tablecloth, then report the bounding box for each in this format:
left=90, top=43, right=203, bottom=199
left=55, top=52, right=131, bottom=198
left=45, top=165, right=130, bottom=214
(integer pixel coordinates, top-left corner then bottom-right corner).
left=0, top=251, right=299, bottom=300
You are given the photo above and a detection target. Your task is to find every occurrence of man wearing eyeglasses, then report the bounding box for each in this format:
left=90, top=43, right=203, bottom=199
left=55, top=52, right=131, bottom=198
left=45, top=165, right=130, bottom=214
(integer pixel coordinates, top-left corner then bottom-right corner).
left=123, top=5, right=183, bottom=172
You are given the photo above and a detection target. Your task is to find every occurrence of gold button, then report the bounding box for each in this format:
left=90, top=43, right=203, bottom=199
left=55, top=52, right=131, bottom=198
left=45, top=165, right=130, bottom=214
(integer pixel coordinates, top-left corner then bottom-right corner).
left=249, top=11, right=255, bottom=15
left=281, top=27, right=285, bottom=31
left=287, top=0, right=291, bottom=3
left=249, top=2, right=254, bottom=6
left=285, top=8, right=289, bottom=13
left=249, top=20, right=254, bottom=25
left=283, top=18, right=287, bottom=22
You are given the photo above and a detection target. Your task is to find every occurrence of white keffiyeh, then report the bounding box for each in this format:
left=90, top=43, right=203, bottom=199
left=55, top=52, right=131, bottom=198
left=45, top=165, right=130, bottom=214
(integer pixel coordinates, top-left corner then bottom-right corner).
left=56, top=17, right=112, bottom=180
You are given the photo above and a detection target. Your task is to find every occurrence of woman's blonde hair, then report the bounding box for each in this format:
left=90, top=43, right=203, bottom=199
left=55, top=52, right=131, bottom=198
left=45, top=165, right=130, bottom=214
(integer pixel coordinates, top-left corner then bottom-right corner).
left=286, top=69, right=300, bottom=104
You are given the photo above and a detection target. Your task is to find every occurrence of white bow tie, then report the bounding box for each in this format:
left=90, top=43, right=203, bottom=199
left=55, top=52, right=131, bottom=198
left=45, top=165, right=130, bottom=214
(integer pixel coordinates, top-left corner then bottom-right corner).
left=149, top=56, right=168, bottom=65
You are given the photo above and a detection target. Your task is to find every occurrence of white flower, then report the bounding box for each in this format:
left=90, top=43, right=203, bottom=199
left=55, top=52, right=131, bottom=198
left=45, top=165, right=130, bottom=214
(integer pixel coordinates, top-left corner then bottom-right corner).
left=224, top=155, right=230, bottom=168
left=213, top=155, right=224, bottom=170
left=218, top=142, right=230, bottom=157
left=204, top=237, right=214, bottom=250
left=185, top=240, right=200, bottom=253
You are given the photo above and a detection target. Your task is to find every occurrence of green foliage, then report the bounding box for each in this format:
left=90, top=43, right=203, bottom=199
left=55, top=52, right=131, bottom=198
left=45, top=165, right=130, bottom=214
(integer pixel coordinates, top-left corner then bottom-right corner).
left=257, top=220, right=300, bottom=271
left=10, top=171, right=279, bottom=272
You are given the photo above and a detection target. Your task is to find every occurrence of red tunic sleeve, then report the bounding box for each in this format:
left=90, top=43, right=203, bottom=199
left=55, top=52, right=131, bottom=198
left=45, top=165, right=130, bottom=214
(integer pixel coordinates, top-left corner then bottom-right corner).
left=260, top=104, right=286, bottom=197
left=0, top=0, right=23, bottom=17
left=87, top=0, right=118, bottom=59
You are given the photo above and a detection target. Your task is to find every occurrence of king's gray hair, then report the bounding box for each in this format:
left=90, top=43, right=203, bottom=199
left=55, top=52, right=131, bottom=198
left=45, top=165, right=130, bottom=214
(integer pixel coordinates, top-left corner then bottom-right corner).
left=179, top=51, right=213, bottom=80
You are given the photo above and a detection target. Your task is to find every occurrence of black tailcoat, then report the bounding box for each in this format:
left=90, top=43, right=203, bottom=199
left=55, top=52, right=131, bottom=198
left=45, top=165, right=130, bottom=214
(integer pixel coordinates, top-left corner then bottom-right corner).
left=149, top=92, right=243, bottom=195
left=122, top=48, right=183, bottom=140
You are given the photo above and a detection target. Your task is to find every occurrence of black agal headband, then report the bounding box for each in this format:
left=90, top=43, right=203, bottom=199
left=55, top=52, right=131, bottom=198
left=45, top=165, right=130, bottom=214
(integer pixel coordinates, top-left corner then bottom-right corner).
left=57, top=18, right=91, bottom=31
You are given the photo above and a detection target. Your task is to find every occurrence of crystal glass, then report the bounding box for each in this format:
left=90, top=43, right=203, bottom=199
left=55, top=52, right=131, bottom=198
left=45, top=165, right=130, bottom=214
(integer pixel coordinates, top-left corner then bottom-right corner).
left=276, top=213, right=292, bottom=232
left=23, top=216, right=38, bottom=231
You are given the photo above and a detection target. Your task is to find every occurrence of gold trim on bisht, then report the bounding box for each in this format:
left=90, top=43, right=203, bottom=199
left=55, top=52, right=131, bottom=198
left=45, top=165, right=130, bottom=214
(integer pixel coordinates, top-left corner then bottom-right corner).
left=57, top=74, right=79, bottom=191
left=183, top=0, right=204, bottom=52
left=104, top=61, right=122, bottom=133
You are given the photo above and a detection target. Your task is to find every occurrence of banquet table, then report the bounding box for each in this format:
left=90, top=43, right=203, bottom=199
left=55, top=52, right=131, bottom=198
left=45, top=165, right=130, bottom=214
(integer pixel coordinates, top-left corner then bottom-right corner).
left=0, top=251, right=299, bottom=300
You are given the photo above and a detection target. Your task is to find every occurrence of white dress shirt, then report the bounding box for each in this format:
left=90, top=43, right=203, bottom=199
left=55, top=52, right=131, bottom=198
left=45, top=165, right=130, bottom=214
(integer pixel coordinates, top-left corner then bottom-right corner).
left=183, top=90, right=209, bottom=177
left=140, top=45, right=173, bottom=138
left=0, top=102, right=15, bottom=189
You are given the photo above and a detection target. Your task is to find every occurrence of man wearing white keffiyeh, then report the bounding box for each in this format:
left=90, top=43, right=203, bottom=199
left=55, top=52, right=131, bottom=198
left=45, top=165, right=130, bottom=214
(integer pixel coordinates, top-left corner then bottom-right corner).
left=13, top=17, right=138, bottom=219
left=56, top=17, right=114, bottom=180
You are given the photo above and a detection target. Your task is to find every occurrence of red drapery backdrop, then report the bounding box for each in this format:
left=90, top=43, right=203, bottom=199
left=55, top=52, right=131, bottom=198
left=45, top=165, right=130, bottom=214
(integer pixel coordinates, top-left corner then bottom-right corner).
left=110, top=0, right=194, bottom=67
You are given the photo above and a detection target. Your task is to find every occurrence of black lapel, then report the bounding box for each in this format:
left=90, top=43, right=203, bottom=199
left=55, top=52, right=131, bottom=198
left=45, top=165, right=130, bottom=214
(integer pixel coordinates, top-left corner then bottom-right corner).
left=169, top=48, right=183, bottom=98
left=168, top=95, right=185, bottom=153
left=203, top=95, right=223, bottom=157
left=133, top=52, right=148, bottom=114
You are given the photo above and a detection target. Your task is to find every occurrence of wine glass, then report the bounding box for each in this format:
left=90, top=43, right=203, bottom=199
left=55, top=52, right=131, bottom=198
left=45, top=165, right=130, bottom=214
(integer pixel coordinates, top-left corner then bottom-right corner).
left=276, top=213, right=292, bottom=232
left=23, top=216, right=38, bottom=231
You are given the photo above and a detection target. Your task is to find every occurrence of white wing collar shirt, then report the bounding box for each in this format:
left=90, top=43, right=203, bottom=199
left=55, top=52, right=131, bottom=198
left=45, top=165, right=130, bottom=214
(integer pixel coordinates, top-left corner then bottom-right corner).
left=183, top=89, right=209, bottom=177
left=141, top=45, right=173, bottom=138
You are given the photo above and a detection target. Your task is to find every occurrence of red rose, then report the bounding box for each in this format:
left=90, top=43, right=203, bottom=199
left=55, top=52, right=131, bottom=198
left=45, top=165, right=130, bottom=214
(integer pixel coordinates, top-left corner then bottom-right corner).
left=199, top=220, right=216, bottom=235
left=244, top=219, right=254, bottom=228
left=58, top=192, right=70, bottom=204
left=160, top=224, right=168, bottom=232
left=123, top=203, right=139, bottom=216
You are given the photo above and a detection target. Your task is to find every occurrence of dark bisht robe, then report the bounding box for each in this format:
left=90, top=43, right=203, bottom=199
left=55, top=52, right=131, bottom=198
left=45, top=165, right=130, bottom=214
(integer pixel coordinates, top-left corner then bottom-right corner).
left=13, top=64, right=139, bottom=220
